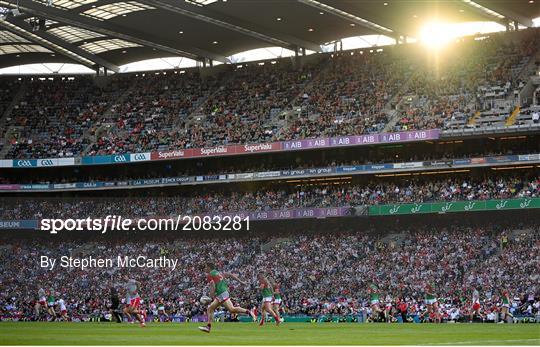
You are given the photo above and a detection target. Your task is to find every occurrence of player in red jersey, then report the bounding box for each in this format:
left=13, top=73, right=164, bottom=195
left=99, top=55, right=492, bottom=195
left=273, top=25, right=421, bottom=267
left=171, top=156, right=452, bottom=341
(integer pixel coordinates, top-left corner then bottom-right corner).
left=198, top=263, right=256, bottom=333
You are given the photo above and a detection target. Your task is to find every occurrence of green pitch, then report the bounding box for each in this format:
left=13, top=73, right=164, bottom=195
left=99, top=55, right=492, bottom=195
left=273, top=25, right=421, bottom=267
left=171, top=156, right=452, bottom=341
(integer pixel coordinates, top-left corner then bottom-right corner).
left=0, top=322, right=539, bottom=345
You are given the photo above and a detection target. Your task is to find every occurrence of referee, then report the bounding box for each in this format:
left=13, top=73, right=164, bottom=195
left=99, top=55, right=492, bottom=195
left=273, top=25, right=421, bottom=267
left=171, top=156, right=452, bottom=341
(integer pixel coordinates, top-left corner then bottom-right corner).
left=110, top=287, right=122, bottom=323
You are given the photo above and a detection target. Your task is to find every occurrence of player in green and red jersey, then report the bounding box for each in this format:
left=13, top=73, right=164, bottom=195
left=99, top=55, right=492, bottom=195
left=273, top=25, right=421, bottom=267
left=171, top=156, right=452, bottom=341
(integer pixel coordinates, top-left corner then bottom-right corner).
left=271, top=279, right=284, bottom=323
left=258, top=273, right=281, bottom=326
left=198, top=263, right=256, bottom=333
left=368, top=284, right=382, bottom=322
left=499, top=289, right=513, bottom=323
left=424, top=283, right=441, bottom=323
left=46, top=291, right=56, bottom=320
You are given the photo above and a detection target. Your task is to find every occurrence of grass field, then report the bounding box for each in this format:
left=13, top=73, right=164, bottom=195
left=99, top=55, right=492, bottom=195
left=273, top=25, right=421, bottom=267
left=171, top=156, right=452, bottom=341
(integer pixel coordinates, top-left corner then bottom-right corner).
left=0, top=322, right=539, bottom=345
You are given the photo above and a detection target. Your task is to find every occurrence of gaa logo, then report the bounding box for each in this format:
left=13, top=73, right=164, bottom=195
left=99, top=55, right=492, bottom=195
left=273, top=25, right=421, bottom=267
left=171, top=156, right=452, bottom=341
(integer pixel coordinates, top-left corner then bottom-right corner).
left=16, top=160, right=33, bottom=167
left=133, top=153, right=147, bottom=161
left=39, top=159, right=54, bottom=166
left=113, top=155, right=127, bottom=162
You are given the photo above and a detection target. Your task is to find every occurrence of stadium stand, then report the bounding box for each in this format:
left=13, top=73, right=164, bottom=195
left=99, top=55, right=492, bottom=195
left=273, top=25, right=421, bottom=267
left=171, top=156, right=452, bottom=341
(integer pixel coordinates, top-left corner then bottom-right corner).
left=1, top=29, right=539, bottom=159
left=0, top=1, right=540, bottom=333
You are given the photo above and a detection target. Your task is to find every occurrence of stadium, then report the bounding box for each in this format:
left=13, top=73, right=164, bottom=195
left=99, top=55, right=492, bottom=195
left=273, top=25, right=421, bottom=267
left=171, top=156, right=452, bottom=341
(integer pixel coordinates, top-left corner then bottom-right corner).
left=0, top=0, right=539, bottom=345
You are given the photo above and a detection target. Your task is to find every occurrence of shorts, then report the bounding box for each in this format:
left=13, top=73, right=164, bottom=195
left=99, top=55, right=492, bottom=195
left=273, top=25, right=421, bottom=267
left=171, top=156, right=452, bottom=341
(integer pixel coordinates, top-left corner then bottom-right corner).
left=61, top=309, right=67, bottom=315
left=262, top=296, right=273, bottom=303
left=216, top=291, right=230, bottom=304
left=47, top=302, right=55, bottom=307
left=370, top=300, right=380, bottom=306
left=425, top=298, right=437, bottom=305
left=472, top=302, right=480, bottom=311
left=273, top=298, right=282, bottom=305
left=158, top=306, right=165, bottom=311
left=129, top=297, right=141, bottom=308
left=502, top=304, right=510, bottom=308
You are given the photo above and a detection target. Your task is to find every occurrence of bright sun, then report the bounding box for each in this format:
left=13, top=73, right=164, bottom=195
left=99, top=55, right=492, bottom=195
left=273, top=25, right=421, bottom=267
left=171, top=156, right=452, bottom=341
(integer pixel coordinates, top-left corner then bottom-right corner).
left=419, top=22, right=457, bottom=49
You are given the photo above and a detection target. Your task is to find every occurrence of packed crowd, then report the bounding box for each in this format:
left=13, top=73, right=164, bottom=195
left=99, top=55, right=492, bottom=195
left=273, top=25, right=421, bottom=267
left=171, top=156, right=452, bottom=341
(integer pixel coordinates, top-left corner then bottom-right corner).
left=0, top=226, right=538, bottom=322
left=1, top=174, right=538, bottom=220
left=2, top=29, right=539, bottom=159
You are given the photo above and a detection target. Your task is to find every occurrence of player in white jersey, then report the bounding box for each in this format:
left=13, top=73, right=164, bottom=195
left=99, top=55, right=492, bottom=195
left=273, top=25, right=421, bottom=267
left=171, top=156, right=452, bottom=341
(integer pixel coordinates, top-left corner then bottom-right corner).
left=469, top=288, right=484, bottom=322
left=56, top=298, right=68, bottom=321
left=123, top=279, right=145, bottom=327
left=34, top=288, right=47, bottom=320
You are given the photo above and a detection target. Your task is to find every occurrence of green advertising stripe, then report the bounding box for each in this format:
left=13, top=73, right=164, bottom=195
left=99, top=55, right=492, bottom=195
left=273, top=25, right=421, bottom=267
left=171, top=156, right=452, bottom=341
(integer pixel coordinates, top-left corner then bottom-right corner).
left=368, top=198, right=540, bottom=216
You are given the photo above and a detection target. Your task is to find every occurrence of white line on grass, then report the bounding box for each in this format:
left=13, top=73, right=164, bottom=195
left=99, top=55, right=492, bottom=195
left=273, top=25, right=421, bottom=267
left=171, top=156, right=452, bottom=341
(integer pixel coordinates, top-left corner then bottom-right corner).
left=423, top=338, right=540, bottom=345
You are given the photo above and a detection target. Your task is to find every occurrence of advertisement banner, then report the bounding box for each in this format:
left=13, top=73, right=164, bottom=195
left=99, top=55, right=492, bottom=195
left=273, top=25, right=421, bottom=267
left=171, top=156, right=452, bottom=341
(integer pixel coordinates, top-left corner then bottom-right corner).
left=150, top=149, right=191, bottom=160
left=365, top=164, right=394, bottom=170
left=112, top=154, right=130, bottom=164
left=470, top=157, right=486, bottom=164
left=369, top=198, right=540, bottom=216
left=486, top=155, right=517, bottom=164
left=379, top=129, right=439, bottom=143
left=235, top=173, right=254, bottom=179
left=12, top=159, right=37, bottom=168
left=244, top=207, right=350, bottom=221
left=393, top=162, right=423, bottom=169
left=353, top=134, right=379, bottom=145
left=255, top=171, right=281, bottom=178
left=58, top=158, right=76, bottom=166
left=20, top=184, right=50, bottom=190
left=0, top=220, right=38, bottom=229
left=429, top=160, right=453, bottom=167
left=192, top=146, right=231, bottom=157
left=0, top=184, right=21, bottom=190
left=452, top=158, right=471, bottom=166
left=76, top=182, right=104, bottom=189
left=329, top=136, right=357, bottom=147
left=131, top=179, right=161, bottom=186
left=160, top=177, right=190, bottom=184
left=6, top=129, right=443, bottom=168
left=336, top=166, right=364, bottom=173
left=203, top=207, right=352, bottom=222
left=36, top=158, right=56, bottom=167
left=518, top=154, right=540, bottom=161
left=130, top=152, right=151, bottom=162
left=237, top=142, right=281, bottom=154
left=306, top=167, right=335, bottom=175
left=281, top=169, right=307, bottom=176
left=52, top=183, right=77, bottom=189
left=81, top=155, right=108, bottom=165
left=282, top=138, right=329, bottom=151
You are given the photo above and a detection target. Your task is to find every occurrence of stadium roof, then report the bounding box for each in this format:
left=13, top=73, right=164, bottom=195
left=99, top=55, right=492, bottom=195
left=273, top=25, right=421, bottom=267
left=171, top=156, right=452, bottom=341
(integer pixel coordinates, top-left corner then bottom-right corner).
left=0, top=0, right=539, bottom=72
